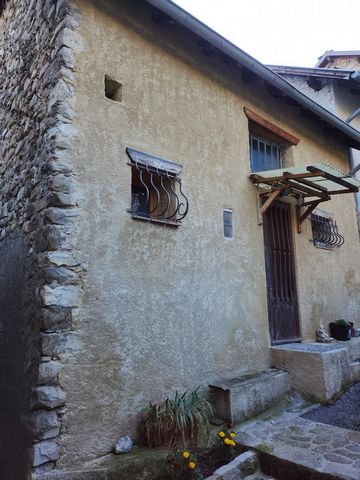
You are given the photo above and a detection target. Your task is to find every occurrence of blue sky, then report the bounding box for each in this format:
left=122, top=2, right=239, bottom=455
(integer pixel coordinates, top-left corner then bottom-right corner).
left=174, top=0, right=360, bottom=67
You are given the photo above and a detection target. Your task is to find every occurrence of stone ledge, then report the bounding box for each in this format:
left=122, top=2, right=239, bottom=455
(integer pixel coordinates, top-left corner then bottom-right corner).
left=271, top=342, right=355, bottom=402
left=209, top=368, right=290, bottom=423
left=208, top=451, right=258, bottom=480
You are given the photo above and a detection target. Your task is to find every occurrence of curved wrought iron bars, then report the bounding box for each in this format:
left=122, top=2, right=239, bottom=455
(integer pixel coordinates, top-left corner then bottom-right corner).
left=311, top=214, right=344, bottom=248
left=126, top=147, right=189, bottom=224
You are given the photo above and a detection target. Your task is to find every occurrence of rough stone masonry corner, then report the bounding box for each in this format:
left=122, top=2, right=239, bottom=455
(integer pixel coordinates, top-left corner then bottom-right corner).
left=0, top=0, right=84, bottom=474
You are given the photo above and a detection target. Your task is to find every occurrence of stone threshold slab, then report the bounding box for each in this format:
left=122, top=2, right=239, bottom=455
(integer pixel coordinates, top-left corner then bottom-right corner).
left=237, top=415, right=360, bottom=480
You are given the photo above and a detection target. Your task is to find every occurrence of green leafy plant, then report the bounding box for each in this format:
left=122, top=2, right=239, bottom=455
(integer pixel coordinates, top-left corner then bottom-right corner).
left=162, top=449, right=204, bottom=480
left=334, top=319, right=349, bottom=327
left=138, top=388, right=214, bottom=448
left=329, top=319, right=350, bottom=341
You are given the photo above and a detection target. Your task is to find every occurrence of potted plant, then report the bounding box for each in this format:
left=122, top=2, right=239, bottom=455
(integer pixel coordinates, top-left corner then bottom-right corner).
left=329, top=319, right=350, bottom=341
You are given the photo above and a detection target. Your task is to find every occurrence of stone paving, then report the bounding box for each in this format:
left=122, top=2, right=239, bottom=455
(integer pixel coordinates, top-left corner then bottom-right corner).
left=235, top=399, right=360, bottom=480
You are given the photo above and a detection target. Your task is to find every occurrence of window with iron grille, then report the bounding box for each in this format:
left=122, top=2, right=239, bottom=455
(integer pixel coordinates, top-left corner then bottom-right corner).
left=126, top=148, right=189, bottom=225
left=311, top=213, right=344, bottom=249
left=249, top=134, right=282, bottom=172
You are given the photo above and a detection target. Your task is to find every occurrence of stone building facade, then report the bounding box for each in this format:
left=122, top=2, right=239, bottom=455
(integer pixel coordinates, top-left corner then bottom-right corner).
left=0, top=0, right=83, bottom=476
left=1, top=1, right=360, bottom=478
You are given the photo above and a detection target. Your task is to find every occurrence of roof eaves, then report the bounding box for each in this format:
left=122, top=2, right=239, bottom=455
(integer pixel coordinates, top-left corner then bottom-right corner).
left=267, top=65, right=355, bottom=81
left=144, top=0, right=360, bottom=149
left=316, top=50, right=360, bottom=68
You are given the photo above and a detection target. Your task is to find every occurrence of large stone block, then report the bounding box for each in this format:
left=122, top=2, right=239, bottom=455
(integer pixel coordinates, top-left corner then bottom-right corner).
left=37, top=225, right=73, bottom=251
left=40, top=284, right=79, bottom=307
left=40, top=306, right=73, bottom=332
left=209, top=369, right=290, bottom=423
left=33, top=440, right=60, bottom=466
left=43, top=266, right=79, bottom=285
left=43, top=250, right=80, bottom=267
left=31, top=409, right=60, bottom=440
left=347, top=337, right=360, bottom=362
left=271, top=343, right=352, bottom=402
left=33, top=386, right=66, bottom=409
left=47, top=159, right=73, bottom=174
left=44, top=207, right=80, bottom=225
left=230, top=451, right=258, bottom=477
left=40, top=332, right=71, bottom=356
left=48, top=191, right=78, bottom=207
left=211, top=452, right=258, bottom=480
left=48, top=174, right=78, bottom=194
left=37, top=360, right=62, bottom=385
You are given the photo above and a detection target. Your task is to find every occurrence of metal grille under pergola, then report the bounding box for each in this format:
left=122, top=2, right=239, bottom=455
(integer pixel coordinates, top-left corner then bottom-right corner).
left=250, top=163, right=360, bottom=232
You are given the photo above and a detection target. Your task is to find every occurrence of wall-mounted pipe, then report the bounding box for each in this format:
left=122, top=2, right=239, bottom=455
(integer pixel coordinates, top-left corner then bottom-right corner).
left=348, top=149, right=360, bottom=229
left=345, top=106, right=360, bottom=125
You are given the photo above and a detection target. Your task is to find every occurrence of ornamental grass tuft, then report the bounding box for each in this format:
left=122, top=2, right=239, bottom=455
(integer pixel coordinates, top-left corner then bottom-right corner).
left=138, top=388, right=214, bottom=448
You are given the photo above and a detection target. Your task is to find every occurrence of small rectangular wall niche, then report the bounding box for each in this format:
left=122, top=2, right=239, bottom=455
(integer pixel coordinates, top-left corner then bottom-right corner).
left=223, top=209, right=233, bottom=239
left=104, top=75, right=123, bottom=102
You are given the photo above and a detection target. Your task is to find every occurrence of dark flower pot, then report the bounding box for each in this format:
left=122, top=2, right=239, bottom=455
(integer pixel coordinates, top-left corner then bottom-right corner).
left=329, top=322, right=350, bottom=341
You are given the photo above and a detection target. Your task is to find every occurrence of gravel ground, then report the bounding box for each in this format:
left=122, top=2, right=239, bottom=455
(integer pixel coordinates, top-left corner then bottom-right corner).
left=301, top=382, right=360, bottom=431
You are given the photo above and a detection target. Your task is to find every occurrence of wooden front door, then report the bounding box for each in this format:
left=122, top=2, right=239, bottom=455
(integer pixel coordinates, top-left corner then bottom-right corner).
left=263, top=201, right=301, bottom=344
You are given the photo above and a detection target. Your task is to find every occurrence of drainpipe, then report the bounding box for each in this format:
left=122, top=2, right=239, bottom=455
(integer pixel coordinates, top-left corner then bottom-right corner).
left=345, top=106, right=360, bottom=126
left=345, top=102, right=360, bottom=229
left=145, top=0, right=360, bottom=147
left=348, top=148, right=360, bottom=231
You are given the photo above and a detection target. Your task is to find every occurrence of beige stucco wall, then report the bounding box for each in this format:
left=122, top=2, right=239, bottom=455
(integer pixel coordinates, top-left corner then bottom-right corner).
left=57, top=0, right=360, bottom=466
left=280, top=75, right=337, bottom=114
left=333, top=82, right=360, bottom=131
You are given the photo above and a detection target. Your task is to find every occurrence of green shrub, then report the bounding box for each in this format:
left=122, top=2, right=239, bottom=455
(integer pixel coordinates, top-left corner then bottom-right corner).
left=138, top=389, right=214, bottom=448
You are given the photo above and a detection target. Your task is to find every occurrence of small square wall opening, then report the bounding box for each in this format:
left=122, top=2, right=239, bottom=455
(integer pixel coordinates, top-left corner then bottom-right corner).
left=105, top=75, right=123, bottom=102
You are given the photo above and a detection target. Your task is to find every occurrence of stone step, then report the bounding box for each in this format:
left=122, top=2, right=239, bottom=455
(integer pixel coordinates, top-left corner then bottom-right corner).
left=271, top=339, right=360, bottom=403
left=237, top=416, right=360, bottom=480
left=209, top=368, right=290, bottom=423
left=349, top=361, right=360, bottom=382
left=206, top=451, right=276, bottom=480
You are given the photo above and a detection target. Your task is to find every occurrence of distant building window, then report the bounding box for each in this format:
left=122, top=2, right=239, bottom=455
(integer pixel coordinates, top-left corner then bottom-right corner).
left=223, top=209, right=233, bottom=239
left=126, top=148, right=189, bottom=225
left=249, top=134, right=282, bottom=172
left=311, top=213, right=344, bottom=249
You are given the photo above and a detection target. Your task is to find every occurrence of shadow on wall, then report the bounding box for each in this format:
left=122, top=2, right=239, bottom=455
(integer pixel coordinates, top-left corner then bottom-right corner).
left=0, top=233, right=35, bottom=479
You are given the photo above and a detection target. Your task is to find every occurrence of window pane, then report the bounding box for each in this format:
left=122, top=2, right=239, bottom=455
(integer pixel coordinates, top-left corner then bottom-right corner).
left=223, top=209, right=233, bottom=238
left=250, top=134, right=282, bottom=172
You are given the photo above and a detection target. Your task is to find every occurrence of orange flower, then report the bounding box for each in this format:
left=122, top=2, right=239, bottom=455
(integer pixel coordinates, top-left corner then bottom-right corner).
left=188, top=461, right=196, bottom=469
left=182, top=451, right=190, bottom=459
